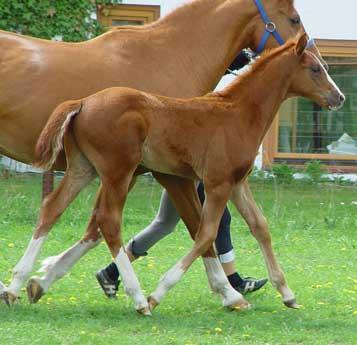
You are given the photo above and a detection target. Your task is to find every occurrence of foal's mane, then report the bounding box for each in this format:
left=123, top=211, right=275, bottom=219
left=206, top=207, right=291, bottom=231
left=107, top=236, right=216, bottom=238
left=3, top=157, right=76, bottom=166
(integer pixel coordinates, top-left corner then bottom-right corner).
left=216, top=38, right=298, bottom=98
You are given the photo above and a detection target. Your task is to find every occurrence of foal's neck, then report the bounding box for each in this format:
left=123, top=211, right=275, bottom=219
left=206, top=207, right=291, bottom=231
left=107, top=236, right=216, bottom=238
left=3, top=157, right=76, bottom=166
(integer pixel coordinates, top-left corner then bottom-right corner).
left=223, top=52, right=297, bottom=145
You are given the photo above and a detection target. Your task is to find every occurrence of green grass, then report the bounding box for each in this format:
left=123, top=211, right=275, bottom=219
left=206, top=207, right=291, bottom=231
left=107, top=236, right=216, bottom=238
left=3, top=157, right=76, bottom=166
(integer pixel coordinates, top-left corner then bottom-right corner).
left=0, top=173, right=356, bottom=345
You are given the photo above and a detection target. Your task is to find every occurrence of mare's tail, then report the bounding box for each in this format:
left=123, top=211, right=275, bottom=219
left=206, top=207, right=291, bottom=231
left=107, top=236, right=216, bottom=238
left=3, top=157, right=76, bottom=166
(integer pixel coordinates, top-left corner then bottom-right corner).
left=35, top=100, right=82, bottom=170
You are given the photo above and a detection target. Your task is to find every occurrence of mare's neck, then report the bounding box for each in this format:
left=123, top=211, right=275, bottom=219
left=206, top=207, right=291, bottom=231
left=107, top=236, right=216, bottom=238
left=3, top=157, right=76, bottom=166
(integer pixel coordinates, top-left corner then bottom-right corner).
left=104, top=0, right=258, bottom=96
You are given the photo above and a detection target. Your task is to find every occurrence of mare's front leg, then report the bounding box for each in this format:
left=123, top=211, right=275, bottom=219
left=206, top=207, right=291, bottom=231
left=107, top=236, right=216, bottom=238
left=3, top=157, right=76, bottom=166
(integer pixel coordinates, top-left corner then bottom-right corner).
left=0, top=154, right=95, bottom=305
left=26, top=187, right=103, bottom=303
left=148, top=181, right=249, bottom=310
left=231, top=181, right=298, bottom=309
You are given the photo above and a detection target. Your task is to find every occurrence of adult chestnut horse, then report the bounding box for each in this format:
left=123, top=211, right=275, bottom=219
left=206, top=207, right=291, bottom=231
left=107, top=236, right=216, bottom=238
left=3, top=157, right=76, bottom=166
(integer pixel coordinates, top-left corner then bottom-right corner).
left=33, top=34, right=344, bottom=315
left=0, top=0, right=325, bottom=305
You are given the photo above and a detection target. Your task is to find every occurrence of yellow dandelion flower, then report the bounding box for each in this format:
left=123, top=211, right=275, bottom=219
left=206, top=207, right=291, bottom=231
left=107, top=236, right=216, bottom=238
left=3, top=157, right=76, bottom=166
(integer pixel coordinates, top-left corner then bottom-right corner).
left=7, top=243, right=14, bottom=248
left=214, top=327, right=222, bottom=333
left=353, top=311, right=357, bottom=315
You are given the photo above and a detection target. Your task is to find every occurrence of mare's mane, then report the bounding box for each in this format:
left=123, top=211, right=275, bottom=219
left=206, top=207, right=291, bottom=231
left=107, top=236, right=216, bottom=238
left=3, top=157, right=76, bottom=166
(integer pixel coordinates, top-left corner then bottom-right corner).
left=216, top=38, right=298, bottom=98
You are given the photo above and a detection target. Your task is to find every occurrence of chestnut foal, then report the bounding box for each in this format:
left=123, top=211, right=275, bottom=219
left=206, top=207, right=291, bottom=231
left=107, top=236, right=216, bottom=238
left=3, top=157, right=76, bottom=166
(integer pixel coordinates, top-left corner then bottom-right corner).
left=34, top=34, right=344, bottom=314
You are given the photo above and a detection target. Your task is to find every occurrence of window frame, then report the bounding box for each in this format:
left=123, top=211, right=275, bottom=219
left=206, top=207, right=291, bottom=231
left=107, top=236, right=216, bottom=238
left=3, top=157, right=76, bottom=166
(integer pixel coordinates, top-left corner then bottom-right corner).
left=97, top=4, right=160, bottom=28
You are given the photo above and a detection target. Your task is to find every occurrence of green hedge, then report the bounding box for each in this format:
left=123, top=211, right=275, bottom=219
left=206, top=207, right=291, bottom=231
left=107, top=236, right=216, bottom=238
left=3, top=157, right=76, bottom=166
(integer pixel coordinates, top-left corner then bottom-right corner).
left=0, top=0, right=121, bottom=42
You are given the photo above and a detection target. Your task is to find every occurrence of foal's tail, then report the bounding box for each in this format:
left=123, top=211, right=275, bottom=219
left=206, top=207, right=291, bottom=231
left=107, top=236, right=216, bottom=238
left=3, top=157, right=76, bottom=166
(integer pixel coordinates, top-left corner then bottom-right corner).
left=35, top=100, right=83, bottom=170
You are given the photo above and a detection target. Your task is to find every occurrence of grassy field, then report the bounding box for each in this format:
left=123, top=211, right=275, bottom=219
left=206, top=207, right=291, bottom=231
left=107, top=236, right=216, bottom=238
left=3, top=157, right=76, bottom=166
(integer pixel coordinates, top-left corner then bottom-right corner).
left=0, top=173, right=356, bottom=345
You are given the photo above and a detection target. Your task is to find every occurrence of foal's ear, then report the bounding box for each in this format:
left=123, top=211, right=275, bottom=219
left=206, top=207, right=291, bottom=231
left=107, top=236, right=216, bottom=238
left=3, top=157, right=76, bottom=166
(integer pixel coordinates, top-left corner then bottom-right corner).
left=295, top=32, right=308, bottom=56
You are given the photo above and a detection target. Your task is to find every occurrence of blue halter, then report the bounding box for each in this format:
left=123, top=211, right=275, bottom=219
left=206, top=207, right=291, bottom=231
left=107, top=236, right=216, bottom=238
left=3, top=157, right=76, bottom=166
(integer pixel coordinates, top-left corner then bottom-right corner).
left=253, top=0, right=315, bottom=56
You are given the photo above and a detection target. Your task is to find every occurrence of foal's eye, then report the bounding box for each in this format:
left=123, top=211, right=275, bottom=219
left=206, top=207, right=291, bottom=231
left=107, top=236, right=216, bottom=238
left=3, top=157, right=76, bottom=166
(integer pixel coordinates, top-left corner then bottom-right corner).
left=311, top=65, right=321, bottom=73
left=290, top=16, right=301, bottom=25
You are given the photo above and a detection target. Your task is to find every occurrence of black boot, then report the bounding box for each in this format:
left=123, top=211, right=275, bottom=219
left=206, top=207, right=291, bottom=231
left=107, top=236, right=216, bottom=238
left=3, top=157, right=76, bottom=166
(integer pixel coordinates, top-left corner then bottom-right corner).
left=95, top=262, right=120, bottom=298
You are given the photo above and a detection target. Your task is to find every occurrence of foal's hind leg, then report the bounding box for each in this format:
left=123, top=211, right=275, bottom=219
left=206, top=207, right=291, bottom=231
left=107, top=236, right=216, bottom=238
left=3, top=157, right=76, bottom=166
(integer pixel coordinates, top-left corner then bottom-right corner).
left=97, top=172, right=150, bottom=315
left=0, top=153, right=95, bottom=305
left=231, top=181, right=298, bottom=309
left=26, top=188, right=103, bottom=303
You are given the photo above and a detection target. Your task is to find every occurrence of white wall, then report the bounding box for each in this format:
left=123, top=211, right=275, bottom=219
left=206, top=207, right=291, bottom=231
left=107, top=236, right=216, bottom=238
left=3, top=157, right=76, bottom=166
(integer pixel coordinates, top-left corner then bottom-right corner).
left=296, top=0, right=357, bottom=40
left=123, top=0, right=357, bottom=40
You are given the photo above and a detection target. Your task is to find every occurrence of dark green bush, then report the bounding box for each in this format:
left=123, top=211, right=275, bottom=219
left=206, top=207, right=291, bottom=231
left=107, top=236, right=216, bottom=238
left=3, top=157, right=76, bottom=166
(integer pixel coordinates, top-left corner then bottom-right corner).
left=0, top=0, right=121, bottom=41
left=304, top=160, right=326, bottom=183
left=271, top=162, right=297, bottom=184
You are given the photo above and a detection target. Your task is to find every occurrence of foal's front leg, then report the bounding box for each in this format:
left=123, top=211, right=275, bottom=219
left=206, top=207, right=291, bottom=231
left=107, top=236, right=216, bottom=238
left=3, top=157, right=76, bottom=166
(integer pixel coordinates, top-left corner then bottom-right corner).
left=151, top=173, right=245, bottom=309
left=148, top=182, right=249, bottom=310
left=231, top=181, right=298, bottom=308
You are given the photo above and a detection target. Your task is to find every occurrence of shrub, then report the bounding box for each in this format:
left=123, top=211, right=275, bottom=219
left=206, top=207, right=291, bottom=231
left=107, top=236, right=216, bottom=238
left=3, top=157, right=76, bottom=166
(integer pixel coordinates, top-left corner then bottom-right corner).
left=304, top=160, right=326, bottom=183
left=271, top=162, right=296, bottom=184
left=0, top=0, right=121, bottom=42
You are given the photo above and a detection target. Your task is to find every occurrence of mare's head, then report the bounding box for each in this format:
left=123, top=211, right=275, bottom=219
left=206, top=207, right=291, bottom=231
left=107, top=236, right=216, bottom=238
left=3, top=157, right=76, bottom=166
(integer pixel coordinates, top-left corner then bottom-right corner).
left=246, top=0, right=327, bottom=67
left=286, top=33, right=345, bottom=110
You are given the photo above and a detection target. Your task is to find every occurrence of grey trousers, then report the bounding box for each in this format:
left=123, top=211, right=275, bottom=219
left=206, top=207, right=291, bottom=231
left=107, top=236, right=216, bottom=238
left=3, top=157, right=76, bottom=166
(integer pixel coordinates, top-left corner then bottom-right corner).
left=128, top=185, right=235, bottom=263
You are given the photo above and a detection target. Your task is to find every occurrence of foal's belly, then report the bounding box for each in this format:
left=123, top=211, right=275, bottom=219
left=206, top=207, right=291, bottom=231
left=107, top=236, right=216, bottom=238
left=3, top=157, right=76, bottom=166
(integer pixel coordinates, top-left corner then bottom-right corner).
left=140, top=143, right=199, bottom=180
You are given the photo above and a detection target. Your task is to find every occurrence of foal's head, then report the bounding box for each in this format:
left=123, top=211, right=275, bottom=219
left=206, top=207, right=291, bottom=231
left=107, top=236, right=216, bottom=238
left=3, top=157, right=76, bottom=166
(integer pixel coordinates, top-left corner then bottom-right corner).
left=288, top=33, right=345, bottom=110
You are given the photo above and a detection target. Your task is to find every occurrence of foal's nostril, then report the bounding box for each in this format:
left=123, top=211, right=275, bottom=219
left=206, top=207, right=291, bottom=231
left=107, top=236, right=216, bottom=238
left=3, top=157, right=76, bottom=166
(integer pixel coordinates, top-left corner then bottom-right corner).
left=339, top=94, right=346, bottom=103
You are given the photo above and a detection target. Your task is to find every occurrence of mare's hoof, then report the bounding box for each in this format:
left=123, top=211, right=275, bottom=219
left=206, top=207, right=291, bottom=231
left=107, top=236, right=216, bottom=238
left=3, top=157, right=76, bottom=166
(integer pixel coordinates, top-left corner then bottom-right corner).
left=147, top=296, right=159, bottom=311
left=27, top=278, right=45, bottom=304
left=284, top=298, right=300, bottom=309
left=137, top=306, right=152, bottom=316
left=0, top=291, right=18, bottom=306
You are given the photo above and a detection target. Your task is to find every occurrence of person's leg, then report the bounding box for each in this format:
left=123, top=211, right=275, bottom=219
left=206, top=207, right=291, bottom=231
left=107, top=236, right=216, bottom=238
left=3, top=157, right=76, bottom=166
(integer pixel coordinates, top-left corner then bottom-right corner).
left=197, top=183, right=267, bottom=295
left=96, top=189, right=181, bottom=297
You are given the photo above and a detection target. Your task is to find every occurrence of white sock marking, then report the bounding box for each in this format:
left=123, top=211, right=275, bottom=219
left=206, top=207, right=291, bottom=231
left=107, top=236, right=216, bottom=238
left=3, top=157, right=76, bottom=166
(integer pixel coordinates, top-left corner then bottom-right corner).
left=114, top=248, right=148, bottom=310
left=203, top=257, right=245, bottom=307
left=150, top=259, right=186, bottom=304
left=37, top=239, right=100, bottom=291
left=7, top=236, right=47, bottom=296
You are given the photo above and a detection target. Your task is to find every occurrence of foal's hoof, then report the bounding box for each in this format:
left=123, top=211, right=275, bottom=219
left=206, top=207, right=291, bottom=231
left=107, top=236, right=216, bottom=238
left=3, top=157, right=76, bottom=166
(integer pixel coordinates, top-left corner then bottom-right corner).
left=229, top=299, right=252, bottom=311
left=27, top=278, right=45, bottom=304
left=284, top=298, right=300, bottom=309
left=136, top=306, right=152, bottom=316
left=0, top=291, right=18, bottom=306
left=147, top=296, right=159, bottom=311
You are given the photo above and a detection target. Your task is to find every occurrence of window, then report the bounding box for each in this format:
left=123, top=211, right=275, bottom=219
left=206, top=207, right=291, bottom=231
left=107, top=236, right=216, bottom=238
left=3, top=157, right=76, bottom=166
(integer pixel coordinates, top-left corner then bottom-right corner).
left=263, top=40, right=357, bottom=172
left=97, top=4, right=160, bottom=28
left=278, top=63, right=357, bottom=155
